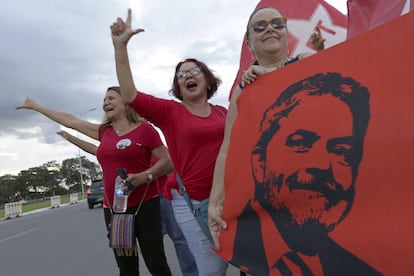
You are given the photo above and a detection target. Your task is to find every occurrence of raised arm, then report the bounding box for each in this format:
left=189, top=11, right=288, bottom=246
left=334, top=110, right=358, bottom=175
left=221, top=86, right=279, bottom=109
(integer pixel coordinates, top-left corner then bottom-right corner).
left=208, top=86, right=242, bottom=249
left=16, top=97, right=100, bottom=140
left=57, top=130, right=98, bottom=155
left=110, top=9, right=144, bottom=104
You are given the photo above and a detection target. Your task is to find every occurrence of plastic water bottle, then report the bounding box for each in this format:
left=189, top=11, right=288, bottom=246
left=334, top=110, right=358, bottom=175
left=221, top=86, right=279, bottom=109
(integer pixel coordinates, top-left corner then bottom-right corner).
left=113, top=181, right=128, bottom=213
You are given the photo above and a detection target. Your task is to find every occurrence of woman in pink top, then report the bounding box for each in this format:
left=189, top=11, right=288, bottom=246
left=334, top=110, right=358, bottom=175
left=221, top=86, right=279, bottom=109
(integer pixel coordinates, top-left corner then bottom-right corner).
left=111, top=9, right=228, bottom=276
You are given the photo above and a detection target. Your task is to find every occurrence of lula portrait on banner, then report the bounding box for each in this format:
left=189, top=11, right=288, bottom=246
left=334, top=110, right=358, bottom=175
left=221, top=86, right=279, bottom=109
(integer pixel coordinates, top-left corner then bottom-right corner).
left=231, top=72, right=380, bottom=275
left=216, top=12, right=414, bottom=276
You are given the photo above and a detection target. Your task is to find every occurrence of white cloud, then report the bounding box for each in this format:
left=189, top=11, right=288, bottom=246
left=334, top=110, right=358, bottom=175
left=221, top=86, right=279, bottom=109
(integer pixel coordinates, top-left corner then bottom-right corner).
left=0, top=0, right=346, bottom=176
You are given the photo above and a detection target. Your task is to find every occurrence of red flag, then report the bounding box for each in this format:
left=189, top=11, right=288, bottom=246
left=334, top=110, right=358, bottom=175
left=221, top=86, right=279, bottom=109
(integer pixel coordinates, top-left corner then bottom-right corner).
left=219, top=13, right=414, bottom=275
left=229, top=0, right=347, bottom=99
left=347, top=0, right=414, bottom=39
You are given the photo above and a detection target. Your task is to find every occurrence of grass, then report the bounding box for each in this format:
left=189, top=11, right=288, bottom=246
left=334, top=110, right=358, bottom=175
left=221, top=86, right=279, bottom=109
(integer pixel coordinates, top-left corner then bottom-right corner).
left=1, top=194, right=86, bottom=219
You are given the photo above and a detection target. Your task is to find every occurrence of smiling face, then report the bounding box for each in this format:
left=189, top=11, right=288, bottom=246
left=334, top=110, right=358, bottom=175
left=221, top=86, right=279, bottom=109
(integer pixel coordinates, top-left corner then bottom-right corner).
left=176, top=61, right=208, bottom=102
left=102, top=89, right=126, bottom=121
left=247, top=7, right=288, bottom=59
left=260, top=95, right=356, bottom=233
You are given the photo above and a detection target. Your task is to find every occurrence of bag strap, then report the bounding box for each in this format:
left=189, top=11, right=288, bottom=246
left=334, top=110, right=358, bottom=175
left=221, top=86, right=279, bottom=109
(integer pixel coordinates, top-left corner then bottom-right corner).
left=176, top=173, right=196, bottom=215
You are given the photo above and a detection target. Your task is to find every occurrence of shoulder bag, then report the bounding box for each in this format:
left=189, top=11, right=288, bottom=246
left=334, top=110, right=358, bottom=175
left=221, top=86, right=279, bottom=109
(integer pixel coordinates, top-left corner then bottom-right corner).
left=104, top=174, right=150, bottom=256
left=176, top=173, right=213, bottom=244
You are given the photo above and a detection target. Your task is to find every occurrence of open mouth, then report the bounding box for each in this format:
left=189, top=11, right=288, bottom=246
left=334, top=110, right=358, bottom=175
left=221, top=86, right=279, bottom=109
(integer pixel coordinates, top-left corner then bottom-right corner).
left=186, top=81, right=198, bottom=91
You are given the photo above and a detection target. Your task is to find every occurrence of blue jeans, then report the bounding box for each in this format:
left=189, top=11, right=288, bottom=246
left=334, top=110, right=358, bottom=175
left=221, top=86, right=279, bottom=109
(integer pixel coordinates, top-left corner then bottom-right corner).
left=160, top=195, right=198, bottom=276
left=171, top=189, right=228, bottom=276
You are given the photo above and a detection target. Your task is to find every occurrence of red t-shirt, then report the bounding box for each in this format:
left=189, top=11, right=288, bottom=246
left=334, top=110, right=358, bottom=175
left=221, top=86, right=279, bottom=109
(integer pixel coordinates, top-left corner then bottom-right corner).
left=97, top=122, right=163, bottom=208
left=130, top=92, right=227, bottom=201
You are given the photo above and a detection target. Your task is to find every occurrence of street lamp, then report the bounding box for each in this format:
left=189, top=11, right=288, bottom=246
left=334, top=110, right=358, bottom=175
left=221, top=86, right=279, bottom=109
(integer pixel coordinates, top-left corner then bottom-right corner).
left=78, top=108, right=96, bottom=198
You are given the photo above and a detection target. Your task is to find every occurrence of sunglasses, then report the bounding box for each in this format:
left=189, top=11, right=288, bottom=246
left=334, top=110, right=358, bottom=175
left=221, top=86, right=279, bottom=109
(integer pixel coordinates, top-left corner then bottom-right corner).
left=252, top=17, right=287, bottom=33
left=176, top=67, right=202, bottom=80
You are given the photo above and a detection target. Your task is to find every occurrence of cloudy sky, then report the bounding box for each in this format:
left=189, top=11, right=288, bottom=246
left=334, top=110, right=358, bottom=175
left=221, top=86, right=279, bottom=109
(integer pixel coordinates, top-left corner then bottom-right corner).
left=0, top=0, right=347, bottom=176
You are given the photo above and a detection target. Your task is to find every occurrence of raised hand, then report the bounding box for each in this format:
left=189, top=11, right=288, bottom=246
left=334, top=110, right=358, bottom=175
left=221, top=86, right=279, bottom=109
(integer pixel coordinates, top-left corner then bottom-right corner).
left=56, top=130, right=69, bottom=139
left=310, top=26, right=326, bottom=52
left=110, top=8, right=145, bottom=48
left=16, top=96, right=39, bottom=110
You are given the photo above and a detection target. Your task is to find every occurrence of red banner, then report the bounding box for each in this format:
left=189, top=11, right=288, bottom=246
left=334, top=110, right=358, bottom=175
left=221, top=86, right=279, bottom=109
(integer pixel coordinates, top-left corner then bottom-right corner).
left=218, top=12, right=414, bottom=275
left=230, top=0, right=347, bottom=99
left=347, top=0, right=414, bottom=39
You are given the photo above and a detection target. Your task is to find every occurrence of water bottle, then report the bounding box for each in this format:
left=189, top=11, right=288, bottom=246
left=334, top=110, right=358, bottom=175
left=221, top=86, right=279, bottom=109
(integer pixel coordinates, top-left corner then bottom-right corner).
left=113, top=181, right=128, bottom=213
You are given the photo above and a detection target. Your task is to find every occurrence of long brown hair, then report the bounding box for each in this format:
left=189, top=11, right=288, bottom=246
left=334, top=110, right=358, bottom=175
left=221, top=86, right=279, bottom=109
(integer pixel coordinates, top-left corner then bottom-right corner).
left=101, top=86, right=145, bottom=126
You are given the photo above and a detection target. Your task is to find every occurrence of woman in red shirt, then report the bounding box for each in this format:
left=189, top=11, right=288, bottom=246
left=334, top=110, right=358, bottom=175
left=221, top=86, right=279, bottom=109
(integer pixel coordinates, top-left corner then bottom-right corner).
left=110, top=9, right=228, bottom=276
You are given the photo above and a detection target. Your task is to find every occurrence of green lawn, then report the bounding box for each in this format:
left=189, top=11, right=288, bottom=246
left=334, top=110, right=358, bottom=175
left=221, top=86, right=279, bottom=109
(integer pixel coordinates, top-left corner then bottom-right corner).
left=1, top=194, right=86, bottom=219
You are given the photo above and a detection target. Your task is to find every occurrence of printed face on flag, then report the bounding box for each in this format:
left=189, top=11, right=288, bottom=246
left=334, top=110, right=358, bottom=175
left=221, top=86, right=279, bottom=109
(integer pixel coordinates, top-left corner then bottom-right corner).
left=260, top=94, right=355, bottom=232
left=219, top=12, right=414, bottom=275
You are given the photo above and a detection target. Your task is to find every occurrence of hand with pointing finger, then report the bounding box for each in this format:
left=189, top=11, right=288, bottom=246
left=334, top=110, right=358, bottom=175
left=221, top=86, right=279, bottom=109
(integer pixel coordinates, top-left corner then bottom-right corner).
left=110, top=8, right=145, bottom=48
left=310, top=26, right=326, bottom=52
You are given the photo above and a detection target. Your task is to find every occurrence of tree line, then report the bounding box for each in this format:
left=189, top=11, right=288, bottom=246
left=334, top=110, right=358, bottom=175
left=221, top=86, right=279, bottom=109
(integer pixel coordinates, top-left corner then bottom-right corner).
left=0, top=156, right=101, bottom=205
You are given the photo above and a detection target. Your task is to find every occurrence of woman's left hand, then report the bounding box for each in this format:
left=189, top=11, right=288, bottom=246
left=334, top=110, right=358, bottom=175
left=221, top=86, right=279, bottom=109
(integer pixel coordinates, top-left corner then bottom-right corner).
left=310, top=26, right=326, bottom=52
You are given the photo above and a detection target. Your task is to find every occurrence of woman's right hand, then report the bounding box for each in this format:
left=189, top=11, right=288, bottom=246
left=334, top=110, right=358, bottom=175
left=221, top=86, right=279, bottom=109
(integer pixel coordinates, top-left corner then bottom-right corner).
left=242, top=65, right=273, bottom=85
left=16, top=96, right=38, bottom=110
left=208, top=203, right=227, bottom=249
left=110, top=9, right=145, bottom=48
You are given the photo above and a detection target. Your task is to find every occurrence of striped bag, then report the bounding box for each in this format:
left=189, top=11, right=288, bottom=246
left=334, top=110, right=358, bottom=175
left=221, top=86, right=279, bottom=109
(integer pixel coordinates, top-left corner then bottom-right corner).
left=106, top=180, right=150, bottom=257
left=109, top=213, right=137, bottom=256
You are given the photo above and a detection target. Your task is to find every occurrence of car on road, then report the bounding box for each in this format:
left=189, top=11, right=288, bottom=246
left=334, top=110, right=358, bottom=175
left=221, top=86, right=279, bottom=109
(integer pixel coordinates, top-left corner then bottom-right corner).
left=87, top=179, right=104, bottom=209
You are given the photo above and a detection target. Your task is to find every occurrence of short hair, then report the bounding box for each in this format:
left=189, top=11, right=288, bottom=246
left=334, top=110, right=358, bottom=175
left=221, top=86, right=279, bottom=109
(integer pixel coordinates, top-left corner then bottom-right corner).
left=253, top=72, right=370, bottom=169
left=169, top=58, right=222, bottom=101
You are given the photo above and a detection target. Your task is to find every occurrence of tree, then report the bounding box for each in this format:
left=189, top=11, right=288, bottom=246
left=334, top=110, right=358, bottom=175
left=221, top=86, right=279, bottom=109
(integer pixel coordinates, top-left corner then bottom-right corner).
left=1, top=157, right=101, bottom=200
left=16, top=164, right=61, bottom=198
left=0, top=174, right=18, bottom=204
left=61, top=156, right=101, bottom=192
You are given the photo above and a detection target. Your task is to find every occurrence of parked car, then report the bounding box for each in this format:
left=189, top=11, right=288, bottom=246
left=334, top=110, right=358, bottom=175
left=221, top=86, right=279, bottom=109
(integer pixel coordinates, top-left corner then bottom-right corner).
left=87, top=179, right=104, bottom=209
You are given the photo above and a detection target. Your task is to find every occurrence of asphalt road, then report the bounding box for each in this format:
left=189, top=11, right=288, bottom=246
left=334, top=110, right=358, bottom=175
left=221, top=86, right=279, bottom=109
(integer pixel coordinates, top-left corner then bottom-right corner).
left=0, top=201, right=241, bottom=276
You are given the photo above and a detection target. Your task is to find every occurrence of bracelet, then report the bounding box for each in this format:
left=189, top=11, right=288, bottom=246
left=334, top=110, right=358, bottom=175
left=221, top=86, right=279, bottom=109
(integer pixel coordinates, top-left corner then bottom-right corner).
left=145, top=171, right=154, bottom=183
left=238, top=82, right=244, bottom=90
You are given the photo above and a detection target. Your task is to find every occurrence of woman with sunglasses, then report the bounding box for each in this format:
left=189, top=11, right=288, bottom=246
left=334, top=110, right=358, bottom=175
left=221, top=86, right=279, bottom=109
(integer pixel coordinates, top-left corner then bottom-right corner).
left=16, top=87, right=174, bottom=276
left=208, top=6, right=325, bottom=250
left=111, top=9, right=228, bottom=276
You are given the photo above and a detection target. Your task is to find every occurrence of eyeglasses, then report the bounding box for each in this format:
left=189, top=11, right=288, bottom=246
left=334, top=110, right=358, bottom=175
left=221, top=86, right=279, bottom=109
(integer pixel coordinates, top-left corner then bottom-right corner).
left=176, top=67, right=202, bottom=80
left=251, top=17, right=287, bottom=33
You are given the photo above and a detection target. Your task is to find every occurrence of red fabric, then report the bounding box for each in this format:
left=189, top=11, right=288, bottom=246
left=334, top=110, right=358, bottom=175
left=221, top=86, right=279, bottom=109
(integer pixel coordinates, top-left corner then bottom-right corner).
left=97, top=122, right=162, bottom=208
left=229, top=0, right=347, bottom=99
left=217, top=12, right=414, bottom=275
left=130, top=92, right=227, bottom=201
left=347, top=0, right=414, bottom=39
